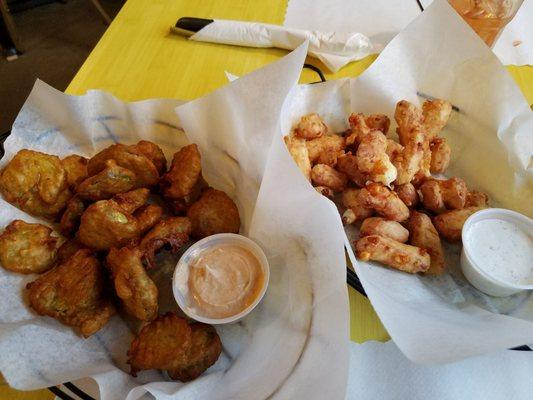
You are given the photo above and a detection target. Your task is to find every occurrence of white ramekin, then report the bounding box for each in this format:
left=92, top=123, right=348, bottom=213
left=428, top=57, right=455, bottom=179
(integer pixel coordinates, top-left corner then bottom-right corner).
left=461, top=208, right=533, bottom=297
left=172, top=233, right=270, bottom=324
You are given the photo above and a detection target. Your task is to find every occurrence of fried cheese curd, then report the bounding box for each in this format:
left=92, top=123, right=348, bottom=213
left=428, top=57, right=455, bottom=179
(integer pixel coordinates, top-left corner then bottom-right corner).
left=0, top=149, right=72, bottom=219
left=106, top=246, right=158, bottom=321
left=283, top=99, right=489, bottom=276
left=78, top=188, right=162, bottom=250
left=26, top=249, right=115, bottom=337
left=187, top=188, right=240, bottom=239
left=128, top=313, right=221, bottom=382
left=0, top=220, right=60, bottom=274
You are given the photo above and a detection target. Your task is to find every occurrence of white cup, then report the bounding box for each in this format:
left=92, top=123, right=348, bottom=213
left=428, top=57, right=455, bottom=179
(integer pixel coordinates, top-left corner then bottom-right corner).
left=461, top=208, right=533, bottom=297
left=173, top=233, right=270, bottom=324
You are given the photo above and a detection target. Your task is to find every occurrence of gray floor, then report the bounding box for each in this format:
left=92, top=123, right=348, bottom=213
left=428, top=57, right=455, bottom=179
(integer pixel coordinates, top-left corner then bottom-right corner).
left=0, top=0, right=124, bottom=134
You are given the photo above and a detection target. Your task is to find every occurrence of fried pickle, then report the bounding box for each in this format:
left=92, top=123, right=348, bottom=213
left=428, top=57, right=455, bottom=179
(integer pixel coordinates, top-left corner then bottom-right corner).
left=78, top=189, right=160, bottom=250
left=161, top=144, right=202, bottom=202
left=76, top=160, right=136, bottom=200
left=356, top=235, right=430, bottom=273
left=0, top=220, right=60, bottom=274
left=87, top=143, right=159, bottom=187
left=107, top=246, right=158, bottom=321
left=59, top=196, right=86, bottom=236
left=61, top=155, right=88, bottom=189
left=187, top=188, right=240, bottom=239
left=128, top=313, right=221, bottom=382
left=0, top=149, right=72, bottom=218
left=139, top=217, right=191, bottom=269
left=26, top=249, right=115, bottom=337
left=130, top=140, right=167, bottom=175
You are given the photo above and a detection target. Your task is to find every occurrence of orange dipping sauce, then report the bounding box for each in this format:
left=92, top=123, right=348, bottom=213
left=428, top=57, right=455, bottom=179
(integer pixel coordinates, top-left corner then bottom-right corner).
left=186, top=244, right=265, bottom=319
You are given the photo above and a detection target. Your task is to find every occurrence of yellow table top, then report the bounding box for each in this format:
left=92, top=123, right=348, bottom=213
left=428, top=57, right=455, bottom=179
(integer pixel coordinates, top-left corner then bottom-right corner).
left=4, top=0, right=532, bottom=398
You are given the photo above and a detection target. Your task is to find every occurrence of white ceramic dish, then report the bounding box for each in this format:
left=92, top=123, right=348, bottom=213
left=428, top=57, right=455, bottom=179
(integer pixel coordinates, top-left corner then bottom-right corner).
left=173, top=233, right=270, bottom=324
left=461, top=208, right=533, bottom=297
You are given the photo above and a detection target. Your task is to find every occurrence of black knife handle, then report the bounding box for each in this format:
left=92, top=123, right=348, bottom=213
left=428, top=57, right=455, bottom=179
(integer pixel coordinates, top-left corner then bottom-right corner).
left=173, top=17, right=214, bottom=36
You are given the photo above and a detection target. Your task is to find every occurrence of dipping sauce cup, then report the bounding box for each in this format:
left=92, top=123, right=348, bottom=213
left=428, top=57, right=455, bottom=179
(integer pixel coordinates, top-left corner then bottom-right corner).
left=173, top=233, right=270, bottom=324
left=461, top=208, right=533, bottom=297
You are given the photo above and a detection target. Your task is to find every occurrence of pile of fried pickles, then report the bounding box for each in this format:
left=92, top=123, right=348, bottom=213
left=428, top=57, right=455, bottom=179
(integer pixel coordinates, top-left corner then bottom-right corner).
left=285, top=99, right=489, bottom=275
left=0, top=141, right=241, bottom=381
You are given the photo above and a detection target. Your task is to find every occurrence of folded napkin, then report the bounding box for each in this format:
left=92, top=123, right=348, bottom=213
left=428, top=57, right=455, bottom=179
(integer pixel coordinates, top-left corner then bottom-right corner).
left=189, top=20, right=373, bottom=72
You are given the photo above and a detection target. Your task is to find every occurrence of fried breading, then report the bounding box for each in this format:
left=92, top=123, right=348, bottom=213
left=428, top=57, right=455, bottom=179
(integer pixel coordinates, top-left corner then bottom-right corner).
left=61, top=155, right=88, bottom=189
left=76, top=160, right=136, bottom=200
left=356, top=130, right=397, bottom=187
left=0, top=220, right=60, bottom=274
left=311, top=164, right=348, bottom=192
left=284, top=136, right=311, bottom=180
left=26, top=249, right=115, bottom=337
left=87, top=143, right=159, bottom=187
left=56, top=239, right=87, bottom=265
left=294, top=113, right=328, bottom=139
left=336, top=152, right=369, bottom=187
left=422, top=99, right=452, bottom=140
left=356, top=235, right=430, bottom=273
left=128, top=313, right=221, bottom=382
left=59, top=196, right=87, bottom=237
left=419, top=177, right=467, bottom=213
left=187, top=188, right=240, bottom=239
left=409, top=211, right=446, bottom=275
left=433, top=207, right=484, bottom=241
left=106, top=246, right=158, bottom=321
left=77, top=189, right=160, bottom=250
left=465, top=190, right=489, bottom=207
left=341, top=188, right=373, bottom=224
left=139, top=217, right=191, bottom=269
left=130, top=140, right=167, bottom=175
left=358, top=183, right=409, bottom=222
left=306, top=134, right=345, bottom=164
left=394, top=183, right=419, bottom=207
left=360, top=217, right=409, bottom=243
left=161, top=144, right=202, bottom=201
left=394, top=100, right=423, bottom=146
left=0, top=149, right=72, bottom=219
left=429, top=137, right=451, bottom=174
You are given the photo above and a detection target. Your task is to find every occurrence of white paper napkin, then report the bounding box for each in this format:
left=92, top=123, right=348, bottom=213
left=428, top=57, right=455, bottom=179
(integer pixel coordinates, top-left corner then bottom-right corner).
left=284, top=0, right=533, bottom=66
left=189, top=20, right=373, bottom=72
left=346, top=341, right=533, bottom=400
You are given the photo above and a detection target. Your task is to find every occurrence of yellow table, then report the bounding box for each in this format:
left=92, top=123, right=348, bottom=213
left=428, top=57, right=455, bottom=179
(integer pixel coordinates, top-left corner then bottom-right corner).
left=3, top=0, right=532, bottom=398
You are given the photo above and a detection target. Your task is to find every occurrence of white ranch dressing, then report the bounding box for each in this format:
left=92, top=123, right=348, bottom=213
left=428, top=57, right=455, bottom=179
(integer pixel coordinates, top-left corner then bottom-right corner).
left=466, top=219, right=533, bottom=285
